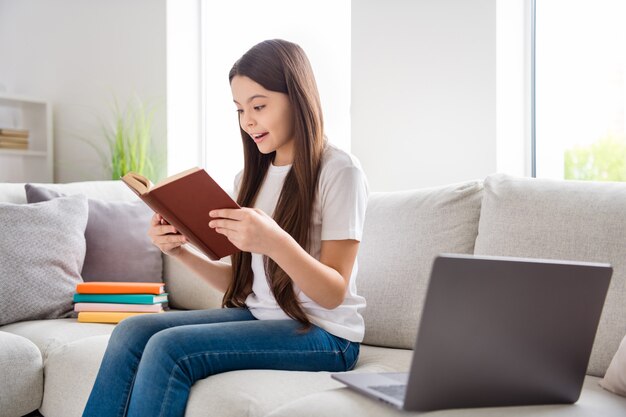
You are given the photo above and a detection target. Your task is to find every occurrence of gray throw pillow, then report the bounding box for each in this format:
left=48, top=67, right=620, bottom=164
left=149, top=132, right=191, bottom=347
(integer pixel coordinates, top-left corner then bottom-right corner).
left=25, top=184, right=163, bottom=283
left=0, top=195, right=88, bottom=326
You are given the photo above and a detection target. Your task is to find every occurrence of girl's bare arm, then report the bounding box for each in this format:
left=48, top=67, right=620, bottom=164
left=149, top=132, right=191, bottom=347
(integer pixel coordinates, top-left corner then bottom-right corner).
left=148, top=213, right=232, bottom=293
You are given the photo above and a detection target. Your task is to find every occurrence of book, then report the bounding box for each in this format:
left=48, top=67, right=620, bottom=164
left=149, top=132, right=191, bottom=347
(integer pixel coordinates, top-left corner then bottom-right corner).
left=0, top=128, right=29, bottom=137
left=73, top=293, right=168, bottom=304
left=121, top=167, right=241, bottom=260
left=74, top=302, right=164, bottom=313
left=76, top=281, right=165, bottom=295
left=0, top=135, right=29, bottom=143
left=77, top=311, right=162, bottom=324
left=0, top=142, right=28, bottom=149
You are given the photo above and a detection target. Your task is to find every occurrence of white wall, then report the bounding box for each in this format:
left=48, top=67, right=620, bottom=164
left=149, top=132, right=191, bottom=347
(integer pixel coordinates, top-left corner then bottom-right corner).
left=0, top=0, right=498, bottom=189
left=352, top=0, right=496, bottom=191
left=0, top=0, right=167, bottom=183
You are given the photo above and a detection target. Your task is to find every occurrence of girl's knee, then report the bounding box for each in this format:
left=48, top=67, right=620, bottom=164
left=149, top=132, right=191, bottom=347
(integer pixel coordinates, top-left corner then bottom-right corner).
left=142, top=327, right=187, bottom=362
left=112, top=314, right=144, bottom=336
left=110, top=314, right=163, bottom=346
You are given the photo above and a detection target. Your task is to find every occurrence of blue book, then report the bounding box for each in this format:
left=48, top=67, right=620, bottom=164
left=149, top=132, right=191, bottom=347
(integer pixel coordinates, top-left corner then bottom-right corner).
left=73, top=293, right=168, bottom=305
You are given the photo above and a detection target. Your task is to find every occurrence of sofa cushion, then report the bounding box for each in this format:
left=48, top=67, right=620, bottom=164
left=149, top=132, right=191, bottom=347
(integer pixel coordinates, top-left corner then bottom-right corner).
left=600, top=333, right=626, bottom=397
left=473, top=174, right=626, bottom=377
left=40, top=334, right=111, bottom=417
left=40, top=338, right=411, bottom=417
left=0, top=331, right=43, bottom=417
left=25, top=184, right=163, bottom=283
left=0, top=182, right=30, bottom=204
left=0, top=318, right=115, bottom=360
left=358, top=181, right=483, bottom=349
left=23, top=180, right=142, bottom=202
left=264, top=375, right=626, bottom=417
left=0, top=195, right=88, bottom=326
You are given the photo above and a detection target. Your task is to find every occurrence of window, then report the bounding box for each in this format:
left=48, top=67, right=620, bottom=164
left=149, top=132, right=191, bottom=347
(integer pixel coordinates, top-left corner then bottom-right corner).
left=534, top=0, right=626, bottom=181
left=201, top=0, right=351, bottom=189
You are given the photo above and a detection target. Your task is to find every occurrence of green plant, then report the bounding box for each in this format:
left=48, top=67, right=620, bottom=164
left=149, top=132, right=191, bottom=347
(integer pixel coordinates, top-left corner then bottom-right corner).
left=564, top=135, right=626, bottom=182
left=103, top=96, right=160, bottom=182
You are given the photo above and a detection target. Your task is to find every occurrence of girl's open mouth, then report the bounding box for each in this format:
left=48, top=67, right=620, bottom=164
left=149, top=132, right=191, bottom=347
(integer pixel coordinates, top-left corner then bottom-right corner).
left=252, top=132, right=268, bottom=143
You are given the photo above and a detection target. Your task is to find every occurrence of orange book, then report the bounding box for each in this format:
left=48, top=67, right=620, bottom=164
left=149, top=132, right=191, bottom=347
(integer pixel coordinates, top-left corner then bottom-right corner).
left=76, top=281, right=165, bottom=295
left=121, top=168, right=241, bottom=260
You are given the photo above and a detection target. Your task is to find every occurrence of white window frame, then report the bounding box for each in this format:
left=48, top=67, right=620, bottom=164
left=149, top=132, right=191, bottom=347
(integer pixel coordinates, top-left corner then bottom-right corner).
left=496, top=0, right=534, bottom=178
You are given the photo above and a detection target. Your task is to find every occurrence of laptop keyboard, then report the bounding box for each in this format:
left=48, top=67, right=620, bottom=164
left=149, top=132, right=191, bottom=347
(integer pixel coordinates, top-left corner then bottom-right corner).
left=369, top=384, right=407, bottom=400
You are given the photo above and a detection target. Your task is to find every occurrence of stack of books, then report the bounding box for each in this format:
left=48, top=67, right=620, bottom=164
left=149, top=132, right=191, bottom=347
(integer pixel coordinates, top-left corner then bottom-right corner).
left=0, top=128, right=29, bottom=150
left=73, top=282, right=168, bottom=324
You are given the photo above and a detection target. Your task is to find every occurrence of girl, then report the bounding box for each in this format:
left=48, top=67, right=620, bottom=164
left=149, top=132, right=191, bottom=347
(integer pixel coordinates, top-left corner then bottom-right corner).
left=83, top=39, right=369, bottom=417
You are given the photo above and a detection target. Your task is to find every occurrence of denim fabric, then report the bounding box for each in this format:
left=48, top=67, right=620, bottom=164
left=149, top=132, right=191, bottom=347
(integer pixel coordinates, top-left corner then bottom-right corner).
left=82, top=308, right=359, bottom=417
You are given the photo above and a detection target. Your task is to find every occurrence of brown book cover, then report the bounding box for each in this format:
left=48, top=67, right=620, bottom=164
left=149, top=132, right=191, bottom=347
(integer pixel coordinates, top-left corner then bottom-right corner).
left=0, top=135, right=29, bottom=143
left=0, top=141, right=28, bottom=149
left=0, top=128, right=29, bottom=138
left=121, top=167, right=241, bottom=260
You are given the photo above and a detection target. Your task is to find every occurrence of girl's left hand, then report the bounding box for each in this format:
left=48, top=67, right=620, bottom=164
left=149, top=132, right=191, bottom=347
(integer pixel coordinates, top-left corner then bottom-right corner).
left=208, top=208, right=288, bottom=256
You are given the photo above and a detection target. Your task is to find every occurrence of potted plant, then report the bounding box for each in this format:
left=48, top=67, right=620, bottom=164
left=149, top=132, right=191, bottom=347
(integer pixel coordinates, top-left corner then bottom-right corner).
left=103, top=95, right=164, bottom=183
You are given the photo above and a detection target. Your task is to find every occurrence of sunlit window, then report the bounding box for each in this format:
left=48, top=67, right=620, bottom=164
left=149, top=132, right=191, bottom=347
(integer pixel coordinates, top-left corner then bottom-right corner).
left=535, top=0, right=626, bottom=181
left=201, top=0, right=351, bottom=189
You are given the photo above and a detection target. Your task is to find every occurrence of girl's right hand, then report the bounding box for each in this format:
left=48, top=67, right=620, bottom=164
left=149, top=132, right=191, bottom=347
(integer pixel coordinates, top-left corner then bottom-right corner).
left=148, top=213, right=188, bottom=256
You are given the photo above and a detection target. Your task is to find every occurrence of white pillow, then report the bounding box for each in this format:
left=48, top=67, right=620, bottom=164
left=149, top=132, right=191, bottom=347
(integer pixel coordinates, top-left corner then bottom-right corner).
left=600, top=334, right=626, bottom=397
left=0, top=195, right=88, bottom=326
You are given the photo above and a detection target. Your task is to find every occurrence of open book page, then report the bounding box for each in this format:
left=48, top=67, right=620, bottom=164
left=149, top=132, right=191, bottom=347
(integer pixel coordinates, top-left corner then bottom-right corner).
left=121, top=172, right=152, bottom=196
left=152, top=167, right=202, bottom=190
left=122, top=167, right=202, bottom=196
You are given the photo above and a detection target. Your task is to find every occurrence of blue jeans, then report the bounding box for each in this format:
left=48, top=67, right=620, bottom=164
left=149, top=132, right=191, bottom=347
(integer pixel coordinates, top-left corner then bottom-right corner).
left=82, top=307, right=359, bottom=417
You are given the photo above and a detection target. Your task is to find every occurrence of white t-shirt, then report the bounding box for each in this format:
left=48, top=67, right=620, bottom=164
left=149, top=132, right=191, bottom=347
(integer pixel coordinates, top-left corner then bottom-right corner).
left=233, top=143, right=369, bottom=342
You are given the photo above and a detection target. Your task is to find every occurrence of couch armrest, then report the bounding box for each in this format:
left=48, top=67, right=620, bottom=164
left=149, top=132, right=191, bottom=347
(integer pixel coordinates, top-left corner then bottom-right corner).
left=163, top=250, right=225, bottom=311
left=0, top=332, right=43, bottom=416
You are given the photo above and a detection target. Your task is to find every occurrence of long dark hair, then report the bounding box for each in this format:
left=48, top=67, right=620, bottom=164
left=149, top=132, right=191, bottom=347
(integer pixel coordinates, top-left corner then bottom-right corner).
left=223, top=39, right=326, bottom=327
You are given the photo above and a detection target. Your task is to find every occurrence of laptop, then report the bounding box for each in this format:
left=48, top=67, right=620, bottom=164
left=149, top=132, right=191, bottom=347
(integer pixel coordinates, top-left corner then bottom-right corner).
left=332, top=253, right=612, bottom=411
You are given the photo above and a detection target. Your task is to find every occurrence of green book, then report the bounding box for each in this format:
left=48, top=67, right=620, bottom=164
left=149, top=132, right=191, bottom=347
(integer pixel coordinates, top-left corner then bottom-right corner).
left=73, top=293, right=169, bottom=305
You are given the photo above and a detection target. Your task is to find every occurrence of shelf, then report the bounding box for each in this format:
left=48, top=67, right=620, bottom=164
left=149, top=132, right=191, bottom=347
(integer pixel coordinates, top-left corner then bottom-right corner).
left=0, top=94, right=53, bottom=182
left=0, top=93, right=49, bottom=105
left=0, top=149, right=47, bottom=157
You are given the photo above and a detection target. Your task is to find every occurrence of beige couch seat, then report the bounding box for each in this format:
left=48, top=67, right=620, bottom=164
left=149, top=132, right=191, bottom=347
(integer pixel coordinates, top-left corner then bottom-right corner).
left=265, top=376, right=623, bottom=417
left=3, top=317, right=413, bottom=417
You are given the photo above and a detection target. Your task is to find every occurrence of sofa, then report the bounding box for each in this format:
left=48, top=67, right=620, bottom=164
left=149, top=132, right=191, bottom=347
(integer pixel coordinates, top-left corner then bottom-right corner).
left=1, top=173, right=625, bottom=417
